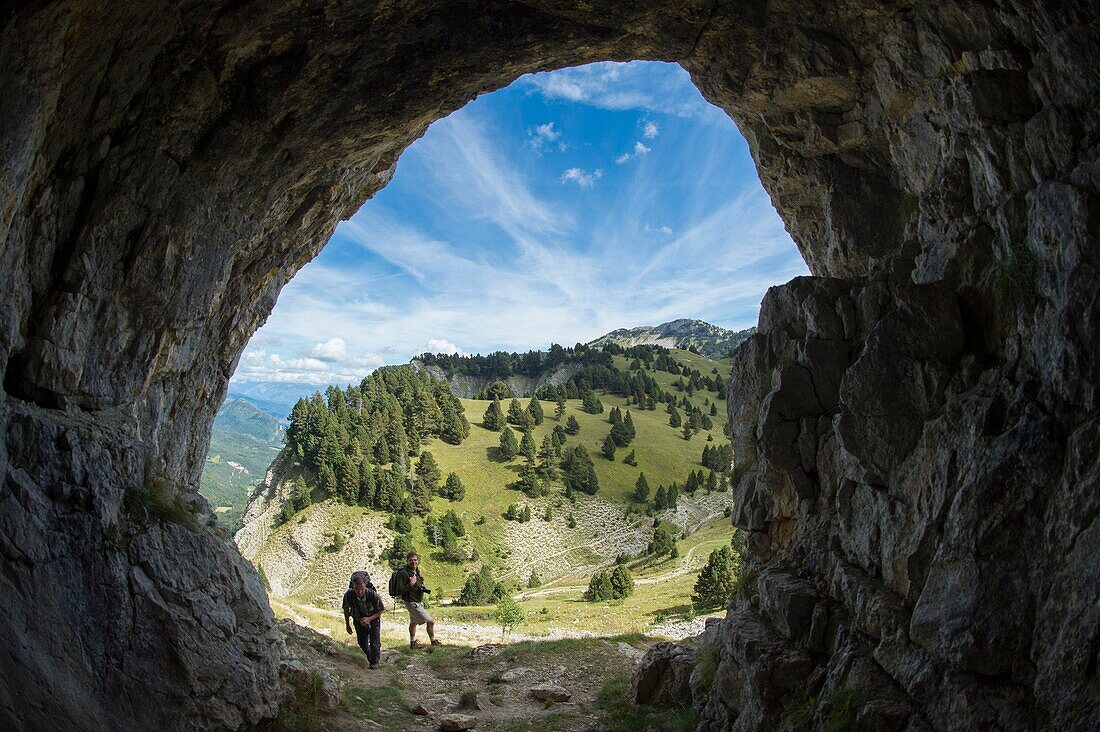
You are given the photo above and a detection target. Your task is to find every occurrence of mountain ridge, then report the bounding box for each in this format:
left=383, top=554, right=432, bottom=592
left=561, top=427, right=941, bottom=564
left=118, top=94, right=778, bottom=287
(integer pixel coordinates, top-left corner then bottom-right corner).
left=588, top=318, right=753, bottom=359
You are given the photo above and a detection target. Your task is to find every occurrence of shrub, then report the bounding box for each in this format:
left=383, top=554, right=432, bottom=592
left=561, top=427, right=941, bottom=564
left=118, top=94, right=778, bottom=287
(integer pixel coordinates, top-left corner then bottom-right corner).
left=495, top=596, right=524, bottom=640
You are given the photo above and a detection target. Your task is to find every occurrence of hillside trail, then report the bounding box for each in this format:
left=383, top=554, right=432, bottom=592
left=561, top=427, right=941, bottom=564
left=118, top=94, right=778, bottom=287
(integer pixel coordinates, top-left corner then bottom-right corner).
left=278, top=618, right=661, bottom=731
left=516, top=536, right=719, bottom=601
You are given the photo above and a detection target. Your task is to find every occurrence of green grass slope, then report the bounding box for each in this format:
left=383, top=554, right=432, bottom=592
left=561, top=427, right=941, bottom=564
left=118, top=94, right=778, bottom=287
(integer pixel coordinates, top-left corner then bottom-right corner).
left=239, top=349, right=737, bottom=633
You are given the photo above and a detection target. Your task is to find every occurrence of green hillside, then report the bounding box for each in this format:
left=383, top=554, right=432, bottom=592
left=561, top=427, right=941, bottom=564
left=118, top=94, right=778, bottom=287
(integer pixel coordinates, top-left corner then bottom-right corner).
left=237, top=345, right=740, bottom=634
left=201, top=398, right=284, bottom=529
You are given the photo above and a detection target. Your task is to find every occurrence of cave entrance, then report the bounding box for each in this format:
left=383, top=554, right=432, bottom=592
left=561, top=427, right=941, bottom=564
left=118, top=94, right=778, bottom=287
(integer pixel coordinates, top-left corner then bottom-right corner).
left=6, top=2, right=1091, bottom=729
left=225, top=61, right=806, bottom=645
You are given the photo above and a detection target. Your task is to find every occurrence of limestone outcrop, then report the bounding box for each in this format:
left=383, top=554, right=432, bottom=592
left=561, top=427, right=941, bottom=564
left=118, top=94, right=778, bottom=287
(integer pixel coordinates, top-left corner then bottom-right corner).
left=1, top=1, right=1095, bottom=729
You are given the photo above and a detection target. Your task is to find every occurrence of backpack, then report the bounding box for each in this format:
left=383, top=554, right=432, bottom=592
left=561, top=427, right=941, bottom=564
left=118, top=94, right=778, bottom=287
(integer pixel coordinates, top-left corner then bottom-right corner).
left=387, top=568, right=404, bottom=600
left=349, top=570, right=374, bottom=590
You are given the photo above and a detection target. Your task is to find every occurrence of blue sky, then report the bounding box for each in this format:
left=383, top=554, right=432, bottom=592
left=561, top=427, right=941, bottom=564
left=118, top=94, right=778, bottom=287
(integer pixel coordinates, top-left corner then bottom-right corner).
left=233, top=62, right=807, bottom=386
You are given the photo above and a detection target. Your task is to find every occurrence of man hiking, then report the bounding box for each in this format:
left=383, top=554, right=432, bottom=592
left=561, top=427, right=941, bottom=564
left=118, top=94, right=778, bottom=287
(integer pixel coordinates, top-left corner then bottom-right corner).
left=394, top=552, right=440, bottom=649
left=343, top=573, right=384, bottom=669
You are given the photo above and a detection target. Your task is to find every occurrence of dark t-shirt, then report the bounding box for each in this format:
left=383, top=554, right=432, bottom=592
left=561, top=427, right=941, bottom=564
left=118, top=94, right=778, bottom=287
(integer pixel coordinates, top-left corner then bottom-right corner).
left=343, top=588, right=384, bottom=622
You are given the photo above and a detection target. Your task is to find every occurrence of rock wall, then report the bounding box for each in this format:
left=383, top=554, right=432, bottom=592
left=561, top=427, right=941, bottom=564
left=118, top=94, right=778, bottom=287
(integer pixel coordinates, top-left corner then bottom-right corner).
left=694, top=3, right=1099, bottom=729
left=0, top=0, right=1095, bottom=729
left=410, top=361, right=579, bottom=399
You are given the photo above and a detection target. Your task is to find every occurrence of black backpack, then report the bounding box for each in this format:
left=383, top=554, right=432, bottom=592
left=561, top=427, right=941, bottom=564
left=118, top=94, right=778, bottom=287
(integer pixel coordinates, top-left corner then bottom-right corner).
left=349, top=570, right=374, bottom=590
left=387, top=568, right=404, bottom=600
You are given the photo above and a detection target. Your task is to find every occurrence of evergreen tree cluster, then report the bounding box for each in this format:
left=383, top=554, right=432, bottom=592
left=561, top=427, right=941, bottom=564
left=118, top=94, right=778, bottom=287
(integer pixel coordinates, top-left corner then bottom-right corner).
left=457, top=565, right=506, bottom=605
left=283, top=367, right=470, bottom=521
left=648, top=524, right=677, bottom=557
left=503, top=503, right=533, bottom=522
left=701, top=443, right=734, bottom=472
left=602, top=407, right=637, bottom=459
left=416, top=342, right=607, bottom=380
left=692, top=541, right=743, bottom=609
left=424, top=510, right=467, bottom=563
left=561, top=445, right=600, bottom=496
left=584, top=565, right=635, bottom=602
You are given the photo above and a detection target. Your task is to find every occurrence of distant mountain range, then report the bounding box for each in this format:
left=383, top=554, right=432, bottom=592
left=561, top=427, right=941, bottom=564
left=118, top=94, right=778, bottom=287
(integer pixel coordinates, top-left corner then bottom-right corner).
left=588, top=318, right=754, bottom=359
left=200, top=398, right=285, bottom=530
left=227, top=381, right=323, bottom=420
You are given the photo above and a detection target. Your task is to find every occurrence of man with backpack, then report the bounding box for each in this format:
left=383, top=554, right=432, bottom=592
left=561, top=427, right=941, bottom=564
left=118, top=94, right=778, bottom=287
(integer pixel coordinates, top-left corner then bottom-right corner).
left=343, top=572, right=384, bottom=669
left=389, top=552, right=440, bottom=649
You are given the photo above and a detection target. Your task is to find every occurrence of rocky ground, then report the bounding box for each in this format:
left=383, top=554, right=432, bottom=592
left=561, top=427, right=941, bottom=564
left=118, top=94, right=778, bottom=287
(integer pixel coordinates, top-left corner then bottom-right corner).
left=276, top=618, right=698, bottom=731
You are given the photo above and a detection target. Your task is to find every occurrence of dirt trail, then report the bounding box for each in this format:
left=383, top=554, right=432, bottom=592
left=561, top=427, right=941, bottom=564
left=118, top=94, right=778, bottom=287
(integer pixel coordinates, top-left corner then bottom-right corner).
left=277, top=618, right=677, bottom=731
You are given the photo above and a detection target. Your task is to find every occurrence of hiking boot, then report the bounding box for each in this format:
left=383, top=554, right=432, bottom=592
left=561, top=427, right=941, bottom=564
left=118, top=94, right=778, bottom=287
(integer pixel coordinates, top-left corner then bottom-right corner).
left=430, top=639, right=442, bottom=646
left=369, top=663, right=380, bottom=670
left=410, top=640, right=426, bottom=650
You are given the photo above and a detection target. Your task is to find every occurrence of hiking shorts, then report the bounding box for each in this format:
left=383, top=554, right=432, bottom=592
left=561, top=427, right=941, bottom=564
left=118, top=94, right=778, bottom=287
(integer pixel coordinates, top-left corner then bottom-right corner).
left=404, top=601, right=433, bottom=625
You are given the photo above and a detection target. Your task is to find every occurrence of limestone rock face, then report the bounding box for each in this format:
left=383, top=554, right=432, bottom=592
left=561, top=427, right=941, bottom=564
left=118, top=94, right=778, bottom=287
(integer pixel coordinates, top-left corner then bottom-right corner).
left=0, top=0, right=1096, bottom=730
left=630, top=642, right=697, bottom=707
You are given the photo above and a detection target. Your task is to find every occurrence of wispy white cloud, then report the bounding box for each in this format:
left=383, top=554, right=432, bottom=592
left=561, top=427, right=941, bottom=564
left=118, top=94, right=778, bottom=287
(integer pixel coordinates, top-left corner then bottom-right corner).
left=233, top=61, right=806, bottom=388
left=561, top=167, right=603, bottom=188
left=528, top=121, right=566, bottom=153
left=422, top=338, right=465, bottom=355
left=521, top=61, right=727, bottom=123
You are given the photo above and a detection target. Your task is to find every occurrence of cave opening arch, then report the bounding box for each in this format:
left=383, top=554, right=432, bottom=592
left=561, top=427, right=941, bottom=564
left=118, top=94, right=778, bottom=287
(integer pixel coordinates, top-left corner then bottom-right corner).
left=1, top=2, right=1096, bottom=730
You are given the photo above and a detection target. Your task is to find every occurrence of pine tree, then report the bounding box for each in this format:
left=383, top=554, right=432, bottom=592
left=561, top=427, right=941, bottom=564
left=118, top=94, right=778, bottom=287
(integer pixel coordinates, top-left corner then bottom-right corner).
left=602, top=433, right=617, bottom=461
left=386, top=534, right=416, bottom=570
left=358, top=460, right=376, bottom=506
left=651, top=525, right=675, bottom=557
left=682, top=422, right=693, bottom=441
left=634, top=473, right=650, bottom=502
left=584, top=571, right=615, bottom=602
left=609, top=565, right=635, bottom=599
left=441, top=472, right=466, bottom=501
left=706, top=470, right=718, bottom=492
left=555, top=397, right=566, bottom=421
left=415, top=451, right=441, bottom=494
left=517, top=455, right=541, bottom=496
left=624, top=411, right=636, bottom=439
left=507, top=398, right=525, bottom=425
left=692, top=546, right=740, bottom=609
left=528, top=396, right=544, bottom=426
left=338, top=460, right=360, bottom=504
left=654, top=485, right=667, bottom=509
left=520, top=429, right=537, bottom=460
left=669, top=407, right=682, bottom=428
left=441, top=410, right=469, bottom=444
left=498, top=426, right=519, bottom=461
left=561, top=445, right=599, bottom=495
left=609, top=406, right=622, bottom=425
left=623, top=449, right=637, bottom=466
left=483, top=398, right=506, bottom=431
left=565, top=415, right=581, bottom=435
left=538, top=435, right=559, bottom=481
left=521, top=504, right=532, bottom=522
left=710, top=402, right=718, bottom=416
left=410, top=475, right=432, bottom=515
left=319, top=464, right=337, bottom=496
left=610, top=420, right=632, bottom=446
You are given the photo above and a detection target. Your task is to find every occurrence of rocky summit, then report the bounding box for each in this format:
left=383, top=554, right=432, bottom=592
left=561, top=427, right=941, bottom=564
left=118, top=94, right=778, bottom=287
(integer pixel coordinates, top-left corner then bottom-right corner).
left=589, top=319, right=754, bottom=360
left=0, top=1, right=1096, bottom=730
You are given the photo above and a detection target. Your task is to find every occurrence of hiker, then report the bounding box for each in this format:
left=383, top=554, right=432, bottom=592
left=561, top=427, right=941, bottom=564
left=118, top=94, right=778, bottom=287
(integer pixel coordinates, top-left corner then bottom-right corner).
left=343, top=573, right=384, bottom=669
left=394, top=552, right=440, bottom=649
